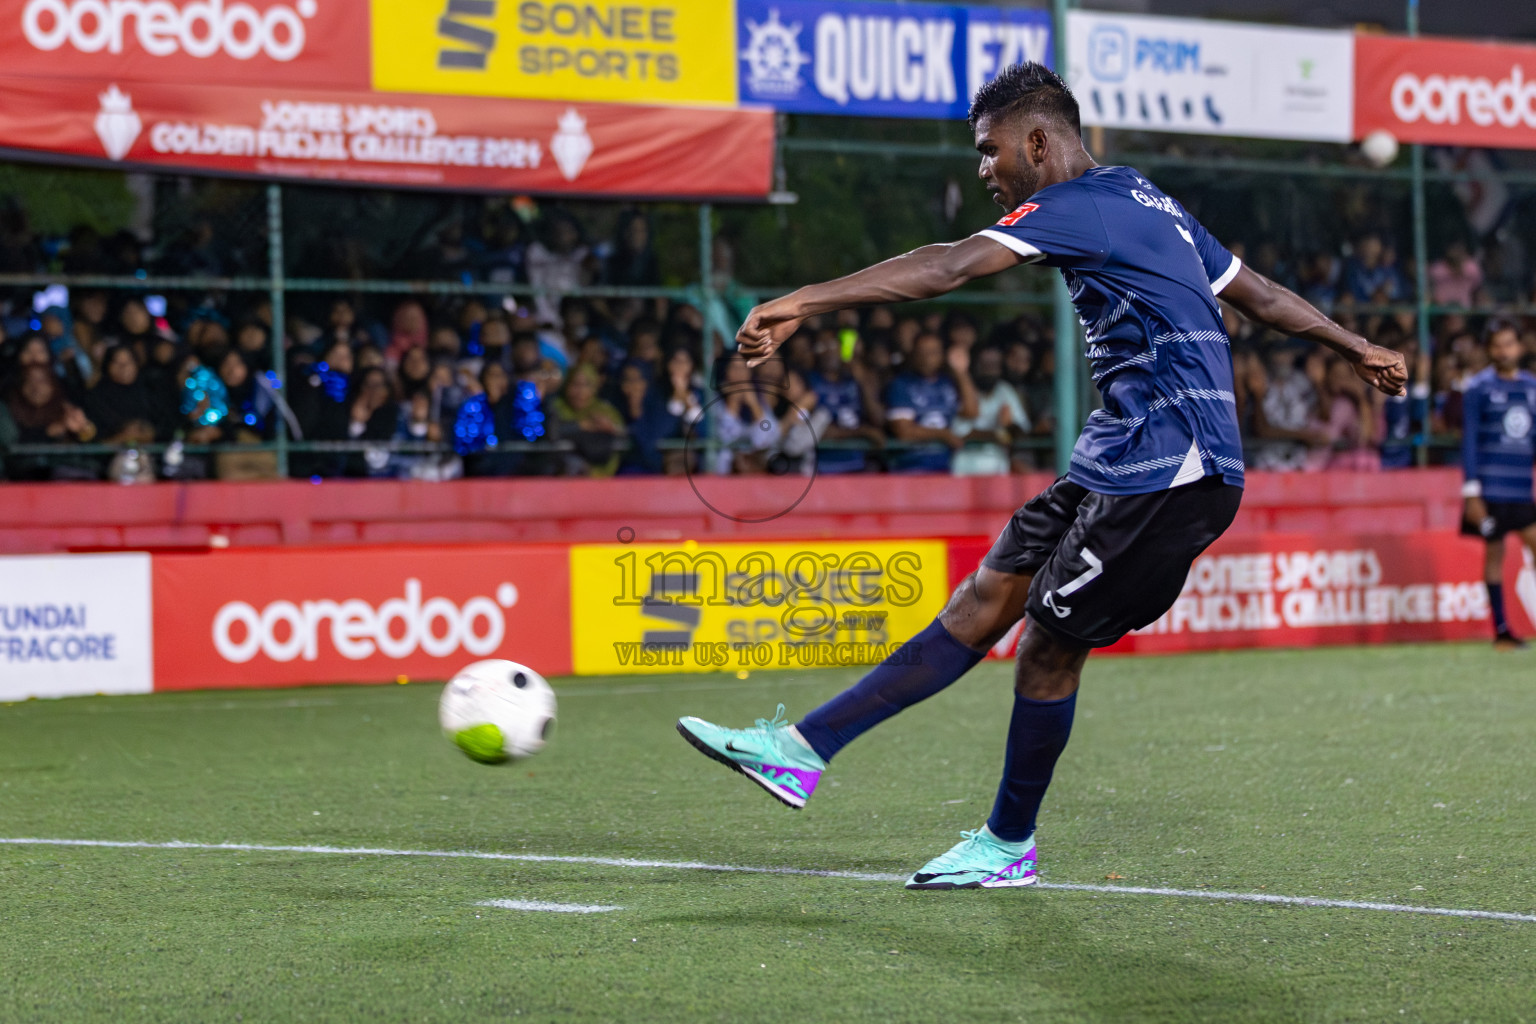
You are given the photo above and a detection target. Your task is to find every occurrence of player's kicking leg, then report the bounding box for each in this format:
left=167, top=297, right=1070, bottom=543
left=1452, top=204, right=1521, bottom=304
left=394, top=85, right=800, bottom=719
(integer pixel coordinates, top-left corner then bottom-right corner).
left=675, top=566, right=1031, bottom=808
left=904, top=620, right=1084, bottom=888
left=907, top=476, right=1242, bottom=890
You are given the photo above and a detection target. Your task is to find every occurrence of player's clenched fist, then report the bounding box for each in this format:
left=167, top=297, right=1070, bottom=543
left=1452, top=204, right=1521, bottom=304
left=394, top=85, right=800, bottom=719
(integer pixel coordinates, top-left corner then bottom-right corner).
left=736, top=298, right=805, bottom=367
left=1352, top=343, right=1409, bottom=396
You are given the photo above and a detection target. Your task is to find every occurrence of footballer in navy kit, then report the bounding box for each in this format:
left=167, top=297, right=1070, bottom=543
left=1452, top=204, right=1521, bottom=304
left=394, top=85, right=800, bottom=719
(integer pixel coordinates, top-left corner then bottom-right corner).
left=1459, top=321, right=1536, bottom=649
left=677, top=63, right=1408, bottom=889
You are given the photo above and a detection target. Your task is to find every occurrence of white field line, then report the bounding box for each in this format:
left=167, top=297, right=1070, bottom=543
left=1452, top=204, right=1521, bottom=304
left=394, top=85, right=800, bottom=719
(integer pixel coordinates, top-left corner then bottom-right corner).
left=2, top=837, right=1533, bottom=924
left=0, top=838, right=901, bottom=882
left=6, top=675, right=831, bottom=715
left=477, top=900, right=621, bottom=913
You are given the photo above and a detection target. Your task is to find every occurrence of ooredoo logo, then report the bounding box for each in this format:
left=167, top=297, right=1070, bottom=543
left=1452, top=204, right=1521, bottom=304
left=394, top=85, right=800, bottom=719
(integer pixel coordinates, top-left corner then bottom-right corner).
left=21, top=0, right=319, bottom=62
left=211, top=579, right=519, bottom=664
left=1389, top=65, right=1536, bottom=128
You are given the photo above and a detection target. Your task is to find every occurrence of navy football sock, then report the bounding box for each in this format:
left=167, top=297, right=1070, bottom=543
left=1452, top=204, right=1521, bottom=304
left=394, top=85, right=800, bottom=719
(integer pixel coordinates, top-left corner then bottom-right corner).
left=795, top=619, right=984, bottom=762
left=1488, top=582, right=1510, bottom=634
left=986, top=691, right=1077, bottom=843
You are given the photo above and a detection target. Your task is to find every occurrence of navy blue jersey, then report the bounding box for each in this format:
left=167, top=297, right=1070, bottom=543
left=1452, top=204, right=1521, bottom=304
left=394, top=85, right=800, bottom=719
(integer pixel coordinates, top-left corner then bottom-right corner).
left=810, top=372, right=864, bottom=430
left=808, top=371, right=867, bottom=473
left=885, top=372, right=959, bottom=472
left=979, top=165, right=1243, bottom=495
left=1461, top=367, right=1536, bottom=503
left=1380, top=382, right=1429, bottom=470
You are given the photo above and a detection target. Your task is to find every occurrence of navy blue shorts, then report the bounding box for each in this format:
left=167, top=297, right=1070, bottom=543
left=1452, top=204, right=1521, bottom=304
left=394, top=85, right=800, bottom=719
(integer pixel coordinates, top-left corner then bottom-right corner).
left=1461, top=501, right=1536, bottom=539
left=983, top=475, right=1243, bottom=648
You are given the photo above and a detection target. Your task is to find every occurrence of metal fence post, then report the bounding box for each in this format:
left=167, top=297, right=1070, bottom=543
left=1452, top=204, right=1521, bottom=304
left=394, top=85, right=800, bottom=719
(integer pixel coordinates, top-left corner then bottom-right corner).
left=266, top=182, right=288, bottom=478
left=698, top=202, right=717, bottom=473
left=1051, top=0, right=1079, bottom=475
left=1407, top=0, right=1432, bottom=467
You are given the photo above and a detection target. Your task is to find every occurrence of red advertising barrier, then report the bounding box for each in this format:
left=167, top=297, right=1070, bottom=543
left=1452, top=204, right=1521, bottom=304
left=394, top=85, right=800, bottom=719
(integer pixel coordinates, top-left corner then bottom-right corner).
left=0, top=74, right=774, bottom=197
left=0, top=471, right=1468, bottom=554
left=1, top=0, right=370, bottom=89
left=950, top=531, right=1535, bottom=657
left=151, top=544, right=572, bottom=689
left=1355, top=34, right=1536, bottom=148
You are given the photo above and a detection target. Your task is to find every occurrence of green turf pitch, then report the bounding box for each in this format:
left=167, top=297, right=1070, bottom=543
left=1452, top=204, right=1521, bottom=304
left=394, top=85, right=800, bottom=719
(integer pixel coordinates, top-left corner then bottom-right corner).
left=2, top=645, right=1534, bottom=1023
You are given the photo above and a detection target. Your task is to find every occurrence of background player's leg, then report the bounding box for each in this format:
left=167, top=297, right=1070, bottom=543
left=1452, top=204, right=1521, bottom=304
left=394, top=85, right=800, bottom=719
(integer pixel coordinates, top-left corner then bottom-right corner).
left=795, top=567, right=1031, bottom=762
left=1484, top=536, right=1511, bottom=640
left=1518, top=523, right=1536, bottom=564
left=986, top=620, right=1089, bottom=842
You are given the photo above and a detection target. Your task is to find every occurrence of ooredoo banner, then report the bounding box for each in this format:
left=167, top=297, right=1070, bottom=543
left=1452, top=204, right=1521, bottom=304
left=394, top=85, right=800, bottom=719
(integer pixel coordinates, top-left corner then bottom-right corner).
left=0, top=553, right=153, bottom=700
left=1354, top=34, right=1536, bottom=149
left=0, top=75, right=775, bottom=197
left=151, top=545, right=571, bottom=689
left=952, top=531, right=1535, bottom=659
left=0, top=0, right=369, bottom=89
left=1065, top=10, right=1354, bottom=142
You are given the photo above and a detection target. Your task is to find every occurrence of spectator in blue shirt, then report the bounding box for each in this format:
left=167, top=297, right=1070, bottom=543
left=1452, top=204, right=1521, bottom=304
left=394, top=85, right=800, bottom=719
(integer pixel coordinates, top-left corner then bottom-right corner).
left=807, top=330, right=885, bottom=473
left=884, top=332, right=977, bottom=472
left=1343, top=234, right=1407, bottom=305
left=617, top=350, right=703, bottom=475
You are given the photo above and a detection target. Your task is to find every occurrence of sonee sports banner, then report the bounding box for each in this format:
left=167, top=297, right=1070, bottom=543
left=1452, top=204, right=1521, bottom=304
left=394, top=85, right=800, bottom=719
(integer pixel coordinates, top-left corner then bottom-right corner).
left=371, top=0, right=738, bottom=109
left=569, top=540, right=951, bottom=675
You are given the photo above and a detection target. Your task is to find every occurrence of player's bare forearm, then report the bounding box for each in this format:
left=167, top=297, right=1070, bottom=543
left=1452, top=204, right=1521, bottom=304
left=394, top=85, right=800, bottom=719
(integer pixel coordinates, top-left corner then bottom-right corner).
left=737, top=236, right=1020, bottom=365
left=1221, top=265, right=1407, bottom=395
left=791, top=238, right=1017, bottom=315
left=1222, top=266, right=1364, bottom=357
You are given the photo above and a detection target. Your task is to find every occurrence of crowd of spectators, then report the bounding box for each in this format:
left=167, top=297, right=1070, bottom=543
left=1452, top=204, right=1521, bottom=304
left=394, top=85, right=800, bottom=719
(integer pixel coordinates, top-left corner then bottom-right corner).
left=4, top=202, right=1536, bottom=484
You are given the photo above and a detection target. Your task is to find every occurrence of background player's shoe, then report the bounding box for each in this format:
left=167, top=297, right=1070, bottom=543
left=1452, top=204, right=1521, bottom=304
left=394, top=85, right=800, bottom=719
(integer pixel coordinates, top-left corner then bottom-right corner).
left=676, top=704, right=826, bottom=809
left=1494, top=630, right=1528, bottom=651
left=905, top=826, right=1038, bottom=889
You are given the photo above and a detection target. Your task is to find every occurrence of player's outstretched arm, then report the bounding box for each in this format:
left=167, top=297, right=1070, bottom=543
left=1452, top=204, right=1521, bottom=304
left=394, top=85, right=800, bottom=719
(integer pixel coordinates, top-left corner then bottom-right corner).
left=737, top=236, right=1021, bottom=367
left=1220, top=265, right=1408, bottom=396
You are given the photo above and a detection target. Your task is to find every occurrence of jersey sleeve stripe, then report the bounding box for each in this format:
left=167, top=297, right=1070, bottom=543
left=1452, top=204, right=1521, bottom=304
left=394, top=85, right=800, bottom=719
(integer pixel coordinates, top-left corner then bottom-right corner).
left=1210, top=254, right=1242, bottom=295
left=977, top=229, right=1046, bottom=264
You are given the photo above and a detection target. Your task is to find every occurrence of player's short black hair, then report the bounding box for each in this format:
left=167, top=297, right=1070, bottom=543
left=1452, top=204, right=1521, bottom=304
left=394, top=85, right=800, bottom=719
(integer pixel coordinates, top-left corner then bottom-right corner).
left=1485, top=318, right=1520, bottom=344
left=968, top=62, right=1081, bottom=136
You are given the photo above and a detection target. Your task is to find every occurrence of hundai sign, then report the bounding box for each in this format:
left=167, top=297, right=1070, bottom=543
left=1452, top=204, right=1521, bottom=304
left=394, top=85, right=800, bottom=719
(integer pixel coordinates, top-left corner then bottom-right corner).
left=0, top=553, right=153, bottom=700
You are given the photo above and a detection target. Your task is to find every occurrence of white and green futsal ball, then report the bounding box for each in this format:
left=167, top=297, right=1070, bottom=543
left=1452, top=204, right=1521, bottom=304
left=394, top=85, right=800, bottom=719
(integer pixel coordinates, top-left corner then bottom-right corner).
left=439, top=660, right=556, bottom=764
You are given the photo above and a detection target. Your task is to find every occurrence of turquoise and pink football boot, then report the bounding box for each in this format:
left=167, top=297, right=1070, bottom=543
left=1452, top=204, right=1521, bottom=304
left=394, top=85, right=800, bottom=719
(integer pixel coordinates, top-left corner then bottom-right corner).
left=904, top=826, right=1039, bottom=889
left=675, top=704, right=826, bottom=809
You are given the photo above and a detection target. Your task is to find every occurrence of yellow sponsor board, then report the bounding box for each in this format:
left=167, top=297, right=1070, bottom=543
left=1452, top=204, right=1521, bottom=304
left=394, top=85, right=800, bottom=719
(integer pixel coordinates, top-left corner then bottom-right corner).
left=371, top=0, right=738, bottom=108
left=571, top=540, right=950, bottom=675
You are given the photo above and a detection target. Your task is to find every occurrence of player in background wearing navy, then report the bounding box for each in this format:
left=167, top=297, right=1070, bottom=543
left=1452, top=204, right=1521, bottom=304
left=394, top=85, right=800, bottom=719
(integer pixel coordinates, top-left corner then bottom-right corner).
left=1460, top=321, right=1536, bottom=650
left=677, top=63, right=1407, bottom=889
